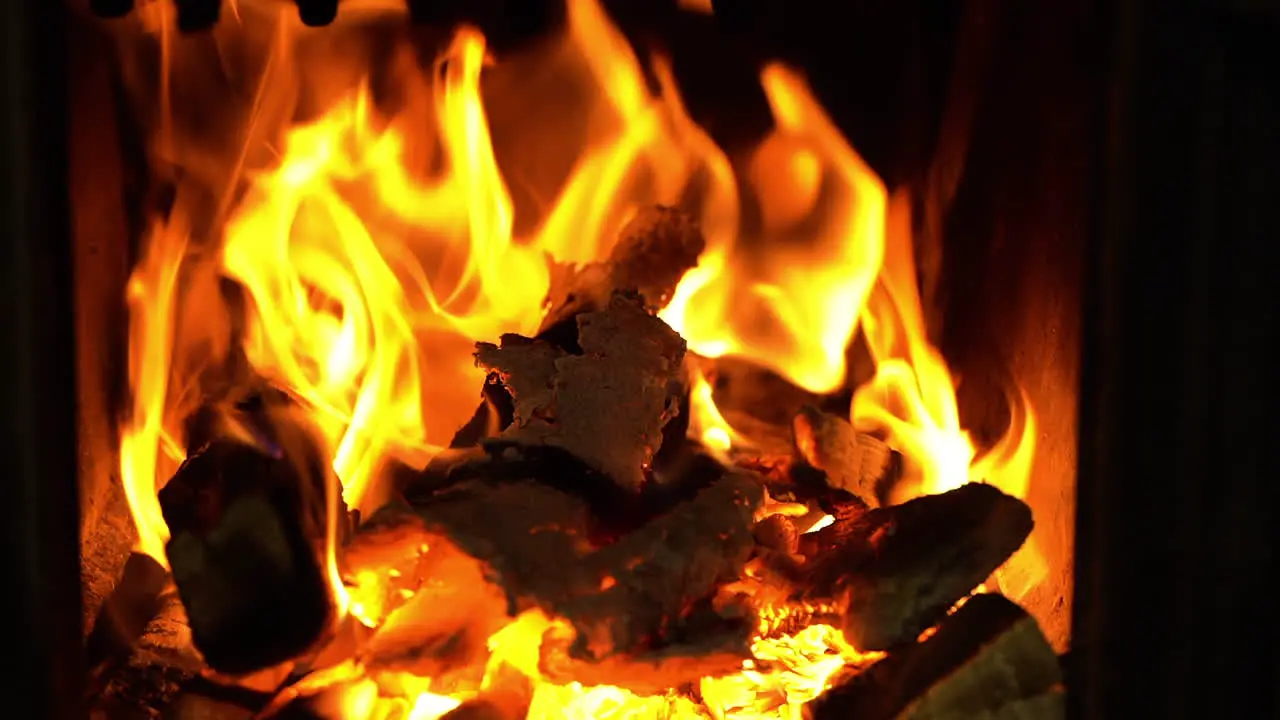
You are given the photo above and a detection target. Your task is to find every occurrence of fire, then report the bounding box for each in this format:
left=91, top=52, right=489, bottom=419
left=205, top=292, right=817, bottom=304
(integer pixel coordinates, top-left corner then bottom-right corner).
left=115, top=0, right=1042, bottom=716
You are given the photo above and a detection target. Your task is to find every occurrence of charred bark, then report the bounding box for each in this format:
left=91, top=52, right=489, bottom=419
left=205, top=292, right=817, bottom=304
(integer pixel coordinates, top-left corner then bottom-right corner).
left=801, top=483, right=1033, bottom=651
left=344, top=470, right=765, bottom=693
left=477, top=294, right=687, bottom=492
left=537, top=205, right=705, bottom=347
left=808, top=594, right=1063, bottom=720
left=792, top=405, right=899, bottom=506
left=159, top=399, right=345, bottom=675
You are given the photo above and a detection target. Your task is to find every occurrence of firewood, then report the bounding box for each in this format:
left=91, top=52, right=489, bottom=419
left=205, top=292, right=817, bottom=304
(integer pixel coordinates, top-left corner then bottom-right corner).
left=792, top=405, right=898, bottom=507
left=476, top=293, right=687, bottom=492
left=406, top=440, right=729, bottom=542
left=158, top=398, right=345, bottom=675
left=537, top=205, right=706, bottom=343
left=801, top=483, right=1033, bottom=651
left=549, top=470, right=764, bottom=664
left=697, top=355, right=825, bottom=428
left=85, top=551, right=170, bottom=678
left=343, top=471, right=764, bottom=692
left=807, top=594, right=1064, bottom=720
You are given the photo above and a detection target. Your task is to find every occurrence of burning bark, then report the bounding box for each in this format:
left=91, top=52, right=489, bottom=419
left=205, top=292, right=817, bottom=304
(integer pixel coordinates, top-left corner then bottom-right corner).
left=799, top=483, right=1034, bottom=651
left=537, top=205, right=706, bottom=341
left=476, top=293, right=687, bottom=492
left=808, top=594, right=1064, bottom=720
left=792, top=405, right=897, bottom=507
left=158, top=396, right=345, bottom=675
left=344, top=468, right=765, bottom=694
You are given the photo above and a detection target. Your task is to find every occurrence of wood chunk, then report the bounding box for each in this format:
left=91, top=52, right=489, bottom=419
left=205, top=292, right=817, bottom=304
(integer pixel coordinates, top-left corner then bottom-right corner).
left=537, top=205, right=705, bottom=339
left=792, top=405, right=897, bottom=507
left=476, top=294, right=687, bottom=492
left=345, top=471, right=764, bottom=692
left=802, top=483, right=1033, bottom=651
left=555, top=471, right=764, bottom=663
left=158, top=400, right=343, bottom=675
left=698, top=355, right=826, bottom=428
left=86, top=551, right=170, bottom=677
left=754, top=513, right=801, bottom=555
left=807, top=594, right=1063, bottom=720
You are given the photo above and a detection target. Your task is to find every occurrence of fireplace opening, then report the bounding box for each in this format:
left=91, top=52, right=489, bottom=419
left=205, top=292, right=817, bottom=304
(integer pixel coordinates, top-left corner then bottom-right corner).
left=61, top=0, right=1090, bottom=717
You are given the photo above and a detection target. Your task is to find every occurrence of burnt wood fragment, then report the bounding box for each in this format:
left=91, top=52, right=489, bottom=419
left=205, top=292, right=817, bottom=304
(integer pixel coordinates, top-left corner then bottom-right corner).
left=537, top=205, right=705, bottom=347
left=792, top=405, right=898, bottom=506
left=476, top=294, right=687, bottom=492
left=808, top=594, right=1063, bottom=720
left=405, top=441, right=727, bottom=541
left=802, top=483, right=1033, bottom=651
left=159, top=401, right=344, bottom=675
left=85, top=551, right=170, bottom=677
left=345, top=471, right=764, bottom=692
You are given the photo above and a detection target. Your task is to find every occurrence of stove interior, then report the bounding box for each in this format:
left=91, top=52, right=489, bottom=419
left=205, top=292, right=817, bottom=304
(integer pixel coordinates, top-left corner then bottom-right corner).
left=72, top=1, right=1086, bottom=717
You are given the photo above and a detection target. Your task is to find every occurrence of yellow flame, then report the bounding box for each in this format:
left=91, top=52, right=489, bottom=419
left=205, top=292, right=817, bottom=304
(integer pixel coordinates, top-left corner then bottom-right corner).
left=116, top=0, right=1045, bottom=714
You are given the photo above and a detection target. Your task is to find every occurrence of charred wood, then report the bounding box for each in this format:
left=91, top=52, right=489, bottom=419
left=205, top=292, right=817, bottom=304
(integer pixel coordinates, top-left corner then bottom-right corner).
left=807, top=594, right=1063, bottom=720
left=792, top=405, right=898, bottom=507
left=698, top=355, right=827, bottom=429
left=476, top=294, right=687, bottom=492
left=345, top=471, right=764, bottom=692
left=753, top=513, right=801, bottom=556
left=547, top=471, right=763, bottom=666
left=536, top=205, right=705, bottom=347
left=406, top=441, right=727, bottom=541
left=159, top=400, right=345, bottom=675
left=801, top=483, right=1033, bottom=651
left=86, top=551, right=170, bottom=678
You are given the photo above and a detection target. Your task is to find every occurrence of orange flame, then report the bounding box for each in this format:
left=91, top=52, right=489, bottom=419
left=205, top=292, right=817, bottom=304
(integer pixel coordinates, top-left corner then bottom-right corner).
left=116, top=0, right=1044, bottom=715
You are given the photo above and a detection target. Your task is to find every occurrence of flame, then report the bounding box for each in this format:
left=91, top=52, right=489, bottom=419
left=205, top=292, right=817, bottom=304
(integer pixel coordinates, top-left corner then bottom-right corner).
left=115, top=0, right=1044, bottom=715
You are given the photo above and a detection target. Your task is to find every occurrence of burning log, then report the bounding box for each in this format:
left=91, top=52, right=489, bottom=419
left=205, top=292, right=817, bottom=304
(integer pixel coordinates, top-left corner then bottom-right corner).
left=449, top=205, right=701, bottom=453
left=801, top=483, right=1033, bottom=651
left=476, top=293, right=687, bottom=492
left=85, top=551, right=170, bottom=677
left=546, top=470, right=763, bottom=664
left=792, top=405, right=898, bottom=507
left=344, top=469, right=764, bottom=693
left=537, top=205, right=705, bottom=343
left=808, top=594, right=1064, bottom=720
left=158, top=398, right=345, bottom=675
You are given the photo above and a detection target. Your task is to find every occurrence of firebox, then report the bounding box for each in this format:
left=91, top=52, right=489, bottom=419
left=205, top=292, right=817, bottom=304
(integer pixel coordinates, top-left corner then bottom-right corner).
left=3, top=0, right=1274, bottom=718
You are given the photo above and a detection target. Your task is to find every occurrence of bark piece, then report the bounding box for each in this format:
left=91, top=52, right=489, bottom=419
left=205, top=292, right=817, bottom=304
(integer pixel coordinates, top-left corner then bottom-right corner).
left=802, top=483, right=1033, bottom=651
left=476, top=294, right=687, bottom=492
left=808, top=594, right=1063, bottom=720
left=537, top=205, right=705, bottom=340
left=792, top=405, right=897, bottom=506
left=86, top=551, right=170, bottom=678
left=553, top=471, right=764, bottom=664
left=159, top=400, right=344, bottom=674
left=344, top=472, right=764, bottom=692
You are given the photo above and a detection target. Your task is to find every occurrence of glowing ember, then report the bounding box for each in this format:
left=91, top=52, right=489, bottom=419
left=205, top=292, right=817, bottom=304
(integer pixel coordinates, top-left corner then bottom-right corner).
left=114, top=0, right=1044, bottom=716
